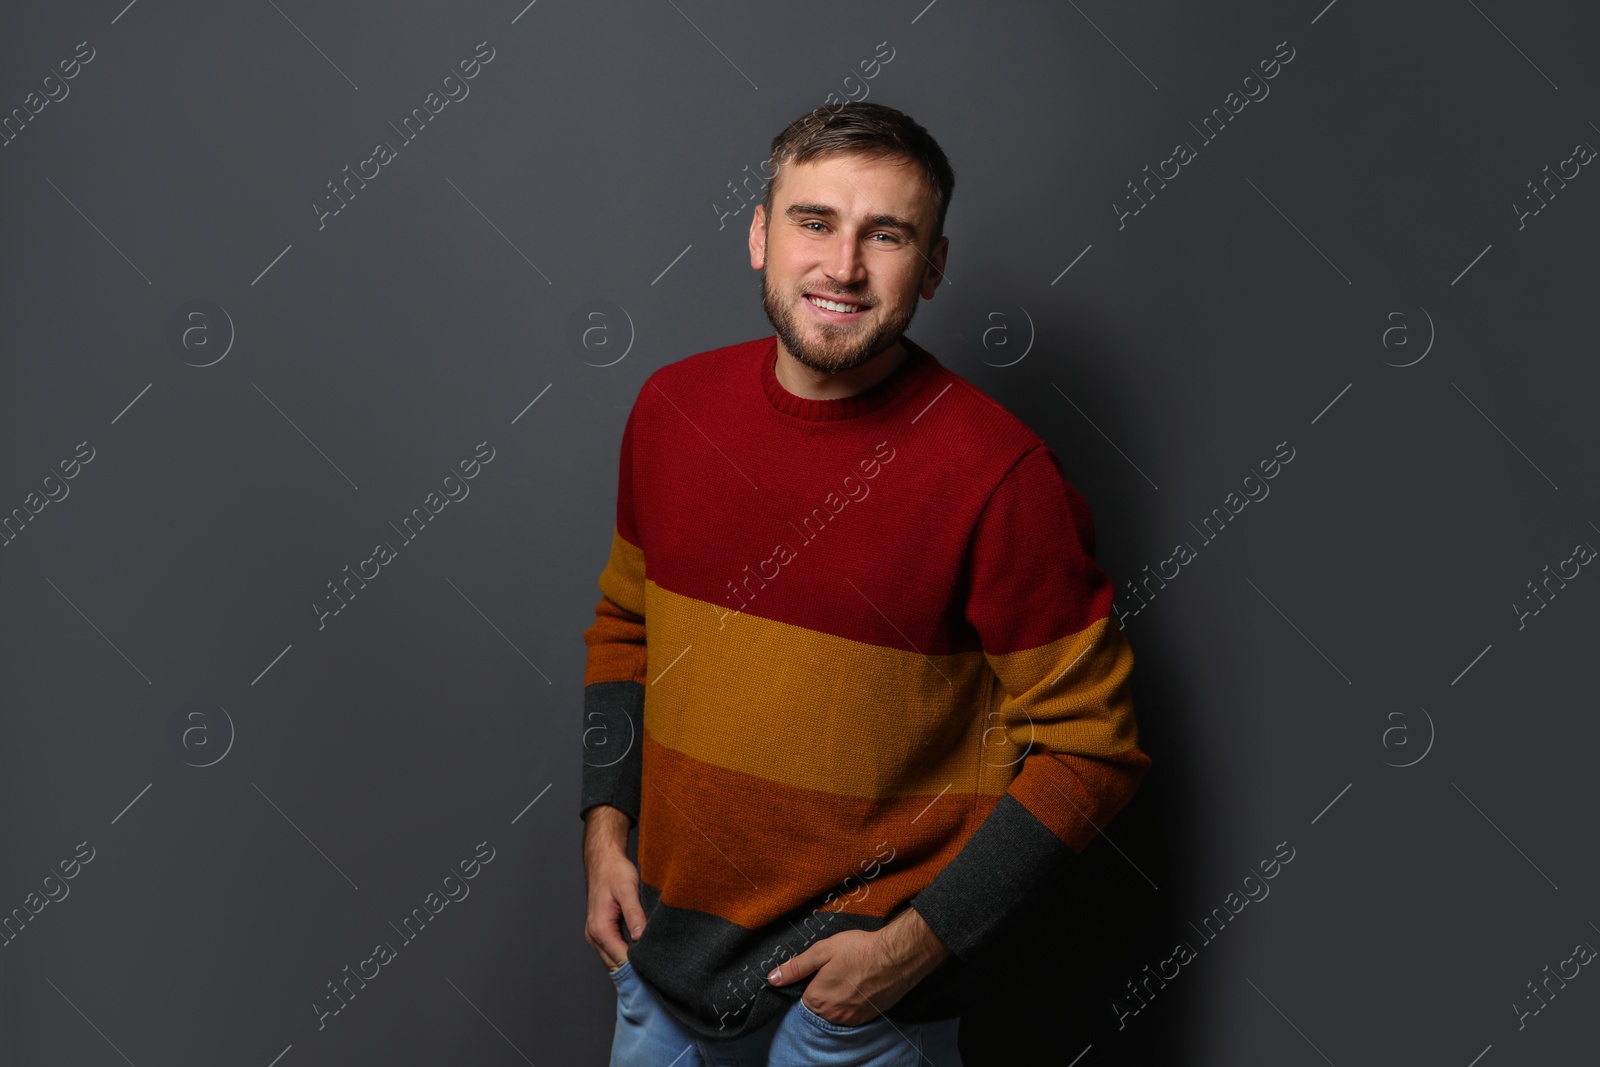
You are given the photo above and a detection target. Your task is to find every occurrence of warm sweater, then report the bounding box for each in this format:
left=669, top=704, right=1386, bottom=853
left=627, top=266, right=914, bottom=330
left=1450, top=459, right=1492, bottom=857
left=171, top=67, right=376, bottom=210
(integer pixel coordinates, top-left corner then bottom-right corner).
left=580, top=333, right=1151, bottom=1040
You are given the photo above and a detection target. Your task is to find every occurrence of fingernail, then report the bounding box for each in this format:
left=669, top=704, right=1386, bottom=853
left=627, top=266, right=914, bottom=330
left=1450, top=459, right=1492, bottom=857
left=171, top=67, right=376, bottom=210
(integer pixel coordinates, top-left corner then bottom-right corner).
left=632, top=925, right=644, bottom=938
left=767, top=967, right=781, bottom=982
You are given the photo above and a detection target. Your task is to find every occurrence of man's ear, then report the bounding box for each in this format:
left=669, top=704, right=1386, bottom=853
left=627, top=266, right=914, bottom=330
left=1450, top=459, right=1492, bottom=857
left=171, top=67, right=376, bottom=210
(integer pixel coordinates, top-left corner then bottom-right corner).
left=748, top=204, right=767, bottom=270
left=920, top=235, right=949, bottom=298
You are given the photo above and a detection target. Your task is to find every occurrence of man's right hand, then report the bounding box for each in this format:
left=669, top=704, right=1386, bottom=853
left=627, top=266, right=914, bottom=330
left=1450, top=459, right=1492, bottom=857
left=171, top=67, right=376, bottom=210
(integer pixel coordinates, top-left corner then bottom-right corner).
left=583, top=805, right=648, bottom=972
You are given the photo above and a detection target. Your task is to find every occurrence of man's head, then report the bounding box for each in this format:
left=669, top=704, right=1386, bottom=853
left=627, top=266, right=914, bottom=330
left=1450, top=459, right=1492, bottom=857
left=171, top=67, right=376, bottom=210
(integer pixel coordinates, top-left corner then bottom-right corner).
left=750, top=102, right=955, bottom=377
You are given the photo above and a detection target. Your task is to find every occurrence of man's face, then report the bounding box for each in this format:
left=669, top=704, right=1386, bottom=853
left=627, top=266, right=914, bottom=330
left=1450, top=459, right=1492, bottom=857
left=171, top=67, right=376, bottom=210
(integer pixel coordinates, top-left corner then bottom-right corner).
left=750, top=151, right=948, bottom=375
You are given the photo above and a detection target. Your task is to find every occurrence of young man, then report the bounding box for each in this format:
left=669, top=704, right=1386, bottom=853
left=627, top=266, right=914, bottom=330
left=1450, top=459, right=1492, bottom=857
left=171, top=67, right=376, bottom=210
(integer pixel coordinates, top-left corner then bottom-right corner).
left=581, top=101, right=1151, bottom=1066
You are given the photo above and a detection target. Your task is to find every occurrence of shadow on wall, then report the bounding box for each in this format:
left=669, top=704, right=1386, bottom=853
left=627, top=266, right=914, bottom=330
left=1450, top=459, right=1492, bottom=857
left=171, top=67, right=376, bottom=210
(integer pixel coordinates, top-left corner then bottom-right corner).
left=955, top=708, right=1190, bottom=1066
left=947, top=328, right=1194, bottom=1067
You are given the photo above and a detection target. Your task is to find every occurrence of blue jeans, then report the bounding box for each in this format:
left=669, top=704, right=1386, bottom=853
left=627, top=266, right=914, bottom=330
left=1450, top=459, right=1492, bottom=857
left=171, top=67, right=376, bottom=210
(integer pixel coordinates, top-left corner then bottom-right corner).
left=607, top=959, right=964, bottom=1066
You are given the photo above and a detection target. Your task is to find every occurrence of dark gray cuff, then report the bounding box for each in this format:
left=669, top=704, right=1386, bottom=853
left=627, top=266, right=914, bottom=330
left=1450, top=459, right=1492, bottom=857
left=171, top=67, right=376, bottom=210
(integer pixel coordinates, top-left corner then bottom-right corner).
left=579, top=680, right=644, bottom=826
left=906, top=793, right=1077, bottom=961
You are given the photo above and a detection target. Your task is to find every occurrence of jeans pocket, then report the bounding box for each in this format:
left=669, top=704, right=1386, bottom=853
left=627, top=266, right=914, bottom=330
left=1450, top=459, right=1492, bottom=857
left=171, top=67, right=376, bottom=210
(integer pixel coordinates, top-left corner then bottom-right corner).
left=797, top=997, right=881, bottom=1035
left=607, top=959, right=634, bottom=982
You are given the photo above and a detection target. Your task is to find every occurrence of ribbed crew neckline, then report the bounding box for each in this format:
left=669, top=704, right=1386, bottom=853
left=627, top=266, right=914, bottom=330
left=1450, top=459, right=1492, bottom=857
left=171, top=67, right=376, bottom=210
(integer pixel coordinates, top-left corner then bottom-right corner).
left=760, top=335, right=934, bottom=422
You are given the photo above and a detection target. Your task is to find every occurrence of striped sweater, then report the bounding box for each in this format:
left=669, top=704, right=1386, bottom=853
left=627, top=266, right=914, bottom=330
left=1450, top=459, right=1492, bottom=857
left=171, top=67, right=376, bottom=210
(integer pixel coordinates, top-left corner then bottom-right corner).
left=580, top=334, right=1151, bottom=1040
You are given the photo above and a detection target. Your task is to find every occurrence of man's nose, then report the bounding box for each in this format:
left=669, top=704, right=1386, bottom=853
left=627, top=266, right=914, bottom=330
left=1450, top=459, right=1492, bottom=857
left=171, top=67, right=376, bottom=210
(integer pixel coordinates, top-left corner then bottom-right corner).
left=824, top=238, right=868, bottom=285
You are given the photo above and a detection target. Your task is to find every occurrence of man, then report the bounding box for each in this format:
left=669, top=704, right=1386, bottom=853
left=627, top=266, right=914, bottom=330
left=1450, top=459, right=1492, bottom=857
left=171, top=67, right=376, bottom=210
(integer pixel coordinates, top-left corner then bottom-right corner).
left=581, top=101, right=1151, bottom=1066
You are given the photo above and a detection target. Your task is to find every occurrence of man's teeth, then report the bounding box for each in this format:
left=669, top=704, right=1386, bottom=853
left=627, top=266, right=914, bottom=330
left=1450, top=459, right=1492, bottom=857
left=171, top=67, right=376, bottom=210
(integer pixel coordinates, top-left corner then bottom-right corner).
left=808, top=295, right=865, bottom=313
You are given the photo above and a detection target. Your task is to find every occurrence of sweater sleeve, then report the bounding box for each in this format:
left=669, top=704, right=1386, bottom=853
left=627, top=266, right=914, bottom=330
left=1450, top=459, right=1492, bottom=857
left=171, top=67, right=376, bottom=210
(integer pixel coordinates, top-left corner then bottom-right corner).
left=906, top=443, right=1151, bottom=961
left=579, top=399, right=648, bottom=826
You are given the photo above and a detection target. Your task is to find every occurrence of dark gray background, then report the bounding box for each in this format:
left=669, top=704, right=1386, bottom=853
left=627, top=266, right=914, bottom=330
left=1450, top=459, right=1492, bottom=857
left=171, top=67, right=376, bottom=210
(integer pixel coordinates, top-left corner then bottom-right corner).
left=3, top=1, right=1596, bottom=1064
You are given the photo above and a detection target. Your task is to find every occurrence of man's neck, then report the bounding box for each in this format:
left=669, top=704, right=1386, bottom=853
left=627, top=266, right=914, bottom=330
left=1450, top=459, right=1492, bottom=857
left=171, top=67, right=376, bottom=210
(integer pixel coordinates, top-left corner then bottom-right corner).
left=773, top=339, right=907, bottom=401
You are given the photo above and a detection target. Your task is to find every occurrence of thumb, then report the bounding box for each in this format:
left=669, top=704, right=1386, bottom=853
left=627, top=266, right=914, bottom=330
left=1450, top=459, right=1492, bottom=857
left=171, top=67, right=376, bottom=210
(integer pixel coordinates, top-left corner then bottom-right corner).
left=767, top=947, right=821, bottom=986
left=619, top=887, right=648, bottom=941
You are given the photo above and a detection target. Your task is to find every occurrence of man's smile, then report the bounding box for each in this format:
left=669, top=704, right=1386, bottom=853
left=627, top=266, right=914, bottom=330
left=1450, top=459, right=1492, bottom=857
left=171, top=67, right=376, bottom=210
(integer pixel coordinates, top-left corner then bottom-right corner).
left=804, top=293, right=871, bottom=320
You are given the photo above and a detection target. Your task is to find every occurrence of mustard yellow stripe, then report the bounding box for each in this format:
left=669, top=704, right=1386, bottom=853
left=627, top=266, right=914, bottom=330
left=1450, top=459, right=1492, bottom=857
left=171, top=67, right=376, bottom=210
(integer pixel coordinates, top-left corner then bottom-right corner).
left=598, top=527, right=646, bottom=616
left=644, top=581, right=1031, bottom=799
left=984, top=615, right=1141, bottom=756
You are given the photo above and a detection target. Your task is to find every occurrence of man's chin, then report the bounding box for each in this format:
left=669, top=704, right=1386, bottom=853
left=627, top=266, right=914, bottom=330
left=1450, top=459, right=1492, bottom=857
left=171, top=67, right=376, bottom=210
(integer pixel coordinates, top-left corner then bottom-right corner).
left=790, top=337, right=893, bottom=375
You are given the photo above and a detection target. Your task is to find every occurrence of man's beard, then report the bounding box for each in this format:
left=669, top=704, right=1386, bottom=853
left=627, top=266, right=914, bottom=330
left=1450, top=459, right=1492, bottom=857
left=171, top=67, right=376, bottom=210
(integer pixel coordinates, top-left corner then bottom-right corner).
left=760, top=265, right=919, bottom=375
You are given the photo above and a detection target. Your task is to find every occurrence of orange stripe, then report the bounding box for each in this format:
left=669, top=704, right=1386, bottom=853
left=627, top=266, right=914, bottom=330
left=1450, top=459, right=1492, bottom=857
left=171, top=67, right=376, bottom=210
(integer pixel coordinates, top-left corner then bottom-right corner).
left=583, top=593, right=647, bottom=686
left=584, top=527, right=649, bottom=685
left=1009, top=749, right=1151, bottom=852
left=638, top=732, right=997, bottom=926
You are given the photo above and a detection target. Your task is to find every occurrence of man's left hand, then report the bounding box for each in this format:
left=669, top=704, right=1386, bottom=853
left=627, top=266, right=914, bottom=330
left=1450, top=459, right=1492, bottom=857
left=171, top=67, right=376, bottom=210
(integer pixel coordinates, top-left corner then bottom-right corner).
left=765, top=906, right=953, bottom=1027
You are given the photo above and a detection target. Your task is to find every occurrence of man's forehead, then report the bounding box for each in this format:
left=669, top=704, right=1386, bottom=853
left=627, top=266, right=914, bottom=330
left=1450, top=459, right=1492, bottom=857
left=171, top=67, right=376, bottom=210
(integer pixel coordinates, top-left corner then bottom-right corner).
left=776, top=154, right=933, bottom=223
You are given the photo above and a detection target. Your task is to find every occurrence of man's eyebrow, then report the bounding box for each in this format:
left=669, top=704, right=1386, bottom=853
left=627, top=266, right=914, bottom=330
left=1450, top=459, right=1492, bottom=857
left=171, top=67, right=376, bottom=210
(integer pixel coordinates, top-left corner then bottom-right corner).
left=783, top=202, right=920, bottom=241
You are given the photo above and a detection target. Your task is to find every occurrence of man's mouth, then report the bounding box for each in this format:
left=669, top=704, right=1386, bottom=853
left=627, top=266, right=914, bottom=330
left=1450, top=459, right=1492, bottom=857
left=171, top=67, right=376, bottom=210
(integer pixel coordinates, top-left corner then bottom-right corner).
left=805, top=294, right=869, bottom=315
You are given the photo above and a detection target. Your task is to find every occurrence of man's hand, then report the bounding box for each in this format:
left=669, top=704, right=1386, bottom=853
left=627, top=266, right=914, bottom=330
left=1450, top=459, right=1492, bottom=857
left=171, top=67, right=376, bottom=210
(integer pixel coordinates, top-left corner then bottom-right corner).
left=765, top=906, right=952, bottom=1026
left=583, top=805, right=648, bottom=971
